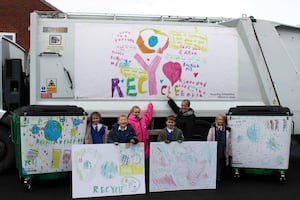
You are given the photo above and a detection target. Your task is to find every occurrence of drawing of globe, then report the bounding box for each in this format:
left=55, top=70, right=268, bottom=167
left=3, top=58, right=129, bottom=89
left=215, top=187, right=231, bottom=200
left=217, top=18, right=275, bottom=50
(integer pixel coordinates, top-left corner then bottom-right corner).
left=247, top=125, right=260, bottom=142
left=101, top=161, right=118, bottom=179
left=44, top=120, right=62, bottom=141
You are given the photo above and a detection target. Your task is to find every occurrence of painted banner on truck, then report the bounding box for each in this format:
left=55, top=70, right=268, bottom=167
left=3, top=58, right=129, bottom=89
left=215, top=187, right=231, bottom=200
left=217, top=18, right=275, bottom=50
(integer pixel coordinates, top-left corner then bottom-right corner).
left=74, top=23, right=238, bottom=100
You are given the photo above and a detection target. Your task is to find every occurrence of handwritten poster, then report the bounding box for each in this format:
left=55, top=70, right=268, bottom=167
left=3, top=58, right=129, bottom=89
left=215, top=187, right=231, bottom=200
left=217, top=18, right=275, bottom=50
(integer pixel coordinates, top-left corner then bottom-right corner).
left=72, top=143, right=145, bottom=198
left=228, top=115, right=292, bottom=169
left=19, top=116, right=87, bottom=174
left=150, top=141, right=217, bottom=192
left=74, top=23, right=238, bottom=100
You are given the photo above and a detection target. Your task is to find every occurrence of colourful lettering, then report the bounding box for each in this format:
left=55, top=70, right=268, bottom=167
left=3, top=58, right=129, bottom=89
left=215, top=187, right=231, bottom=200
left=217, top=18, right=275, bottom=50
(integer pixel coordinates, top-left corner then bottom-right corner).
left=134, top=53, right=161, bottom=95
left=138, top=77, right=147, bottom=94
left=127, top=78, right=137, bottom=97
left=161, top=85, right=180, bottom=96
left=161, top=85, right=168, bottom=95
left=93, top=186, right=99, bottom=193
left=111, top=78, right=124, bottom=97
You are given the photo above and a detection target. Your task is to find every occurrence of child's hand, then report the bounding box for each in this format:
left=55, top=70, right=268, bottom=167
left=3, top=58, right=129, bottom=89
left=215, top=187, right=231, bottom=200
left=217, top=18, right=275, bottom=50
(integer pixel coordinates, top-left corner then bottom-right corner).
left=165, top=140, right=171, bottom=144
left=130, top=139, right=136, bottom=144
left=178, top=140, right=182, bottom=143
left=114, top=142, right=119, bottom=145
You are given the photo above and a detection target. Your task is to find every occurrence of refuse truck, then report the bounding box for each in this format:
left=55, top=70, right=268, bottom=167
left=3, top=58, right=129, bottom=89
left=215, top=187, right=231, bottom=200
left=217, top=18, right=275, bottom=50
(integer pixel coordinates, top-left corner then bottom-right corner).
left=1, top=11, right=300, bottom=173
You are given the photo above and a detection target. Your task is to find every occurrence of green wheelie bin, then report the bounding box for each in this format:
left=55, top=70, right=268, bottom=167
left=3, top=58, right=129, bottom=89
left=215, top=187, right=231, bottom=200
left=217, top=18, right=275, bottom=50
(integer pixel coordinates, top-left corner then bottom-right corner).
left=11, top=105, right=87, bottom=190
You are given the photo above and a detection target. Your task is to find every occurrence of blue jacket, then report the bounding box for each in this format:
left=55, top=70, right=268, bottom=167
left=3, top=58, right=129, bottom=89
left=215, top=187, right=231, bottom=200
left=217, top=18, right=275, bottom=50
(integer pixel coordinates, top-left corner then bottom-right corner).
left=107, top=123, right=139, bottom=144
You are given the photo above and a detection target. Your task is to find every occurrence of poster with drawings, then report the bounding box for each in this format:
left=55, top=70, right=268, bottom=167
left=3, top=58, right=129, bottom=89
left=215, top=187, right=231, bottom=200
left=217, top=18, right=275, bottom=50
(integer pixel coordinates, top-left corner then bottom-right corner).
left=20, top=116, right=87, bottom=174
left=72, top=143, right=145, bottom=198
left=150, top=141, right=217, bottom=192
left=228, top=115, right=292, bottom=169
left=74, top=23, right=238, bottom=100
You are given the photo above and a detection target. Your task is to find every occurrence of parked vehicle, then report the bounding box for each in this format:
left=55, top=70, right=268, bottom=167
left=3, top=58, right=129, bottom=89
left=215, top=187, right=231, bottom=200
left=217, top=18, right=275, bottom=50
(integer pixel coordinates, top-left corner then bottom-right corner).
left=1, top=11, right=299, bottom=172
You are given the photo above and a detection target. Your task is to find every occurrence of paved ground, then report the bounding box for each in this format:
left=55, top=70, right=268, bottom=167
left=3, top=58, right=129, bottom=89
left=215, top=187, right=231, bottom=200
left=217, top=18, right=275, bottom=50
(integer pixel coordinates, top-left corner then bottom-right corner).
left=1, top=137, right=300, bottom=200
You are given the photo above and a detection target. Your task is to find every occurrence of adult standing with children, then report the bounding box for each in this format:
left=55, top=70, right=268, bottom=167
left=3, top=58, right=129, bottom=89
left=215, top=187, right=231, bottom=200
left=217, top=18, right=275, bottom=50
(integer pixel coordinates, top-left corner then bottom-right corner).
left=166, top=93, right=195, bottom=140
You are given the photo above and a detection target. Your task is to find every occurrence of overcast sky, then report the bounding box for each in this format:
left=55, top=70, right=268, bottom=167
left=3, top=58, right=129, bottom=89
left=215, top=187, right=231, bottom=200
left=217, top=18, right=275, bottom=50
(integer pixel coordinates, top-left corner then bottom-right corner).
left=46, top=0, right=300, bottom=26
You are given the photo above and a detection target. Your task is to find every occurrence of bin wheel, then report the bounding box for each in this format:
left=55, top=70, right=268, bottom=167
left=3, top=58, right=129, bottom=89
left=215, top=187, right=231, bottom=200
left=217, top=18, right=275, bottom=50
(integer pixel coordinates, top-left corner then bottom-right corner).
left=23, top=177, right=32, bottom=191
left=233, top=168, right=240, bottom=180
left=279, top=172, right=286, bottom=185
left=280, top=176, right=286, bottom=184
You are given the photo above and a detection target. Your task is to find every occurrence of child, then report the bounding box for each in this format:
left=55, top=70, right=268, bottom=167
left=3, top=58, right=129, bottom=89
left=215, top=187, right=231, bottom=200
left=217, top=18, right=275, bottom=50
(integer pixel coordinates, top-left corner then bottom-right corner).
left=128, top=102, right=153, bottom=159
left=84, top=111, right=108, bottom=144
left=157, top=115, right=184, bottom=143
left=207, top=114, right=232, bottom=181
left=128, top=102, right=153, bottom=193
left=107, top=114, right=139, bottom=145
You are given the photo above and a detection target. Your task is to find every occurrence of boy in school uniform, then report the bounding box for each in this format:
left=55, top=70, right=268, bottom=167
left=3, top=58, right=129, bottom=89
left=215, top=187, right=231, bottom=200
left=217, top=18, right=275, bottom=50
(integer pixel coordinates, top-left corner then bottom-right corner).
left=157, top=115, right=184, bottom=143
left=108, top=114, right=139, bottom=145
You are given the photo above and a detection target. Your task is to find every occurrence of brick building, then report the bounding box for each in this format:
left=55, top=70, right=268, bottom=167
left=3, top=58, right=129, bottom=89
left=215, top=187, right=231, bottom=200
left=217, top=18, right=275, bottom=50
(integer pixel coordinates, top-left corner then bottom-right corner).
left=0, top=0, right=61, bottom=54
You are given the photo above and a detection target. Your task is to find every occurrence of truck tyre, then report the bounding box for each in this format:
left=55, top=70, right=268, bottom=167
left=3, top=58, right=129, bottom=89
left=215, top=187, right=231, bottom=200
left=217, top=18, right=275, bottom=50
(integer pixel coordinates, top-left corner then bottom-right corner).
left=0, top=126, right=15, bottom=173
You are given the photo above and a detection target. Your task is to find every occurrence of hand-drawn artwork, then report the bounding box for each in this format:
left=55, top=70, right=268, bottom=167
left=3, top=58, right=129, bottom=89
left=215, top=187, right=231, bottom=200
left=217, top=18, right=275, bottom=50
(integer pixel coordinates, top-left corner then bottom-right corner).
left=44, top=120, right=62, bottom=141
left=228, top=116, right=292, bottom=169
left=121, top=176, right=141, bottom=192
left=136, top=28, right=169, bottom=54
left=74, top=23, right=238, bottom=100
left=162, top=61, right=182, bottom=86
left=20, top=116, right=87, bottom=174
left=101, top=161, right=118, bottom=179
left=247, top=124, right=260, bottom=142
left=150, top=141, right=217, bottom=192
left=72, top=143, right=145, bottom=198
left=134, top=54, right=161, bottom=95
left=51, top=149, right=62, bottom=169
left=62, top=149, right=71, bottom=165
left=118, top=143, right=144, bottom=176
left=73, top=147, right=101, bottom=181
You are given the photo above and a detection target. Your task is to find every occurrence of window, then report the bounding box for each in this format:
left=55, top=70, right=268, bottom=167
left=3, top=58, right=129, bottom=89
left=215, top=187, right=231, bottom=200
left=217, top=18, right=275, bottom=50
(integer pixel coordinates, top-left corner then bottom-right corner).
left=0, top=32, right=16, bottom=42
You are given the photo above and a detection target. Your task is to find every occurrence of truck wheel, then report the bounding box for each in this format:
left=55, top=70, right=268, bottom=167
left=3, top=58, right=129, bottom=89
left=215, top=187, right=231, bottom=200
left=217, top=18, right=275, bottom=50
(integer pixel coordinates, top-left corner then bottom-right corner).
left=0, top=126, right=15, bottom=173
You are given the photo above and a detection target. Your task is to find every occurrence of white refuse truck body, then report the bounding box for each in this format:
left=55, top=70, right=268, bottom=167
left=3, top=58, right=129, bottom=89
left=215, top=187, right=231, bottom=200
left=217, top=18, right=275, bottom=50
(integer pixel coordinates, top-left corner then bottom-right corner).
left=1, top=11, right=300, bottom=172
left=29, top=12, right=300, bottom=130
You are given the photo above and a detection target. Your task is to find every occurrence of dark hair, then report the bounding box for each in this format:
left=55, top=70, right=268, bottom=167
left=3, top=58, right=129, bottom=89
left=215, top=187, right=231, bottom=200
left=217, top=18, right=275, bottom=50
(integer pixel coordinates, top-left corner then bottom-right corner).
left=182, top=99, right=190, bottom=107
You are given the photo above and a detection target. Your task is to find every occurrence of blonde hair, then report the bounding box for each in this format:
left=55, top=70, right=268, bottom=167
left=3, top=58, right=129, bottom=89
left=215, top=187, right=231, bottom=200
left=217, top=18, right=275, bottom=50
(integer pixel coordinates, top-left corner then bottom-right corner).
left=118, top=114, right=128, bottom=120
left=129, top=105, right=141, bottom=115
left=215, top=114, right=227, bottom=125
